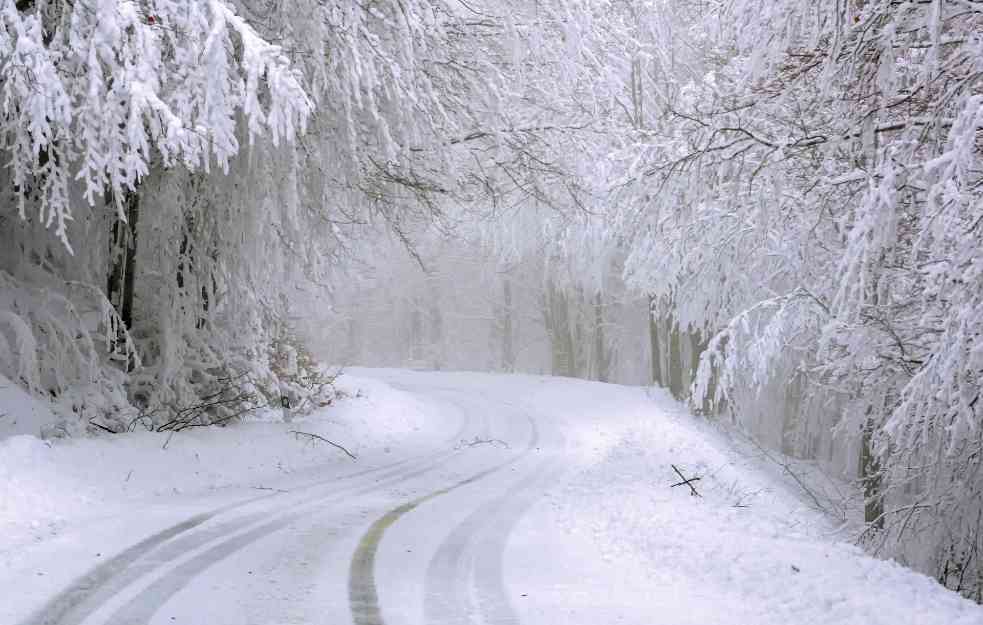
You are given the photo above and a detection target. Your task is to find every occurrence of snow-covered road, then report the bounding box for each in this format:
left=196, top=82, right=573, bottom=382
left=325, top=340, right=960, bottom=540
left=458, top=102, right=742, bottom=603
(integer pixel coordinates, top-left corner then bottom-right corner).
left=3, top=370, right=982, bottom=625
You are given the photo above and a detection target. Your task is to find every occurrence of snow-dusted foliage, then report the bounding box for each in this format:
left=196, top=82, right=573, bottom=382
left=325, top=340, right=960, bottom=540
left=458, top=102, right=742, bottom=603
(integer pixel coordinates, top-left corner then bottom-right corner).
left=1, top=0, right=610, bottom=428
left=1, top=0, right=310, bottom=249
left=587, top=0, right=983, bottom=598
left=4, top=0, right=980, bottom=601
left=305, top=0, right=983, bottom=600
left=1, top=0, right=317, bottom=430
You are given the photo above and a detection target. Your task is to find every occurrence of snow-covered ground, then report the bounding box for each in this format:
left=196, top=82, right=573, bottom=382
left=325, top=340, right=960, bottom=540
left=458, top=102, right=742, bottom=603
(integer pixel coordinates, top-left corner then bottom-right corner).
left=1, top=369, right=980, bottom=625
left=0, top=374, right=449, bottom=622
left=500, top=377, right=978, bottom=625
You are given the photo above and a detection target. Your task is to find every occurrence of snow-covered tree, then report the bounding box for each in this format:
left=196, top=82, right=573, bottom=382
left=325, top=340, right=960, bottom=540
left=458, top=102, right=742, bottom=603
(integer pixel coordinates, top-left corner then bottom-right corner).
left=1, top=0, right=314, bottom=425
left=593, top=0, right=983, bottom=598
left=5, top=0, right=981, bottom=600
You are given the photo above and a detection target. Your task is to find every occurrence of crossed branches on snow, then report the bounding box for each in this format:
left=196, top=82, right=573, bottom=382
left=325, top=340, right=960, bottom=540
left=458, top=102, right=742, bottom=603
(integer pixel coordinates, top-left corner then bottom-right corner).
left=670, top=464, right=702, bottom=497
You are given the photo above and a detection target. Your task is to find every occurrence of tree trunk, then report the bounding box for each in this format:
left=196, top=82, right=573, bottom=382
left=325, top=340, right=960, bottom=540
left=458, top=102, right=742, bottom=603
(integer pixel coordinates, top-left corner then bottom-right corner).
left=690, top=328, right=715, bottom=413
left=501, top=278, right=515, bottom=371
left=781, top=371, right=803, bottom=455
left=668, top=322, right=684, bottom=400
left=107, top=188, right=140, bottom=368
left=861, top=416, right=884, bottom=529
left=429, top=295, right=443, bottom=370
left=593, top=291, right=609, bottom=382
left=544, top=281, right=574, bottom=377
left=409, top=297, right=424, bottom=364
left=649, top=296, right=663, bottom=386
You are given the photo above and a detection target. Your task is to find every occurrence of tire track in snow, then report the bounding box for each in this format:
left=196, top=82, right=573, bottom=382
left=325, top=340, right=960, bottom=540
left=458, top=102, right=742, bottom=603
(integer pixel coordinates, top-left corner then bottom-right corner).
left=102, top=455, right=478, bottom=625
left=17, top=499, right=264, bottom=625
left=422, top=457, right=564, bottom=625
left=93, top=395, right=486, bottom=625
left=348, top=412, right=539, bottom=625
left=21, top=407, right=474, bottom=625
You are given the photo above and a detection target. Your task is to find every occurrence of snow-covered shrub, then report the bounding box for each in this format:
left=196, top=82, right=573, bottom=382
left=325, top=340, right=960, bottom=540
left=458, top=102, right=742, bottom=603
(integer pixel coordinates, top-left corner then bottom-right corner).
left=0, top=267, right=132, bottom=435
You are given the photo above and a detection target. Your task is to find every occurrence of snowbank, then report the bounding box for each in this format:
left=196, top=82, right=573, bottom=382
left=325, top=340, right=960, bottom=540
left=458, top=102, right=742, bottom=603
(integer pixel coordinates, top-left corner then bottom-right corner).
left=509, top=382, right=983, bottom=625
left=0, top=374, right=447, bottom=569
left=0, top=373, right=59, bottom=439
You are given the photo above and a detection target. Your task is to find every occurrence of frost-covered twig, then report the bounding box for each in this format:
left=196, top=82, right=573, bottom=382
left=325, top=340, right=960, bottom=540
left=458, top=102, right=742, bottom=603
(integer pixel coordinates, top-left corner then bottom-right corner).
left=456, top=436, right=510, bottom=450
left=288, top=430, right=357, bottom=461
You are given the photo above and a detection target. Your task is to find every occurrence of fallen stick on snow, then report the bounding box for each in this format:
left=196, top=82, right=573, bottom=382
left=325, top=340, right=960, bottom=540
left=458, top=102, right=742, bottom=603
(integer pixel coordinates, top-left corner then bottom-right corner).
left=288, top=430, right=357, bottom=461
left=458, top=436, right=510, bottom=450
left=252, top=485, right=290, bottom=493
left=670, top=464, right=702, bottom=497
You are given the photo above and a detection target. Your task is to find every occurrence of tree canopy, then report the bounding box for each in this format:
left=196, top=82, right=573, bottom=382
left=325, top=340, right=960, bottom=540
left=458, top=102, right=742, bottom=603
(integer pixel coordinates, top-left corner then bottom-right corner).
left=3, top=0, right=982, bottom=602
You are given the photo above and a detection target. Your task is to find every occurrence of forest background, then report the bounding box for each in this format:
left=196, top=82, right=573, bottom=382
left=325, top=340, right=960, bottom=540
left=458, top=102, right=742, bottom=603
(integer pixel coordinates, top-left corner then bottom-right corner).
left=2, top=0, right=982, bottom=602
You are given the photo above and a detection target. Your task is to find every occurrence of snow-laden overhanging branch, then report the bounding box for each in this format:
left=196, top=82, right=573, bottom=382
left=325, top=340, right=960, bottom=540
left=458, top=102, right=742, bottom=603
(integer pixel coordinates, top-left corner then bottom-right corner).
left=0, top=0, right=311, bottom=251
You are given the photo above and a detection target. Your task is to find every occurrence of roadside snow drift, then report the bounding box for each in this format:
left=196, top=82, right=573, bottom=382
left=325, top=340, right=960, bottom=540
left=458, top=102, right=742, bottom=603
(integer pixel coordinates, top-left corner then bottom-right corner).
left=0, top=374, right=446, bottom=584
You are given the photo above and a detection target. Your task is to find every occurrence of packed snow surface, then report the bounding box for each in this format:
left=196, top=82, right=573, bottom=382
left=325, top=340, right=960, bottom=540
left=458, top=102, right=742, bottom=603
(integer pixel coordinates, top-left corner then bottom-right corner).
left=1, top=369, right=980, bottom=625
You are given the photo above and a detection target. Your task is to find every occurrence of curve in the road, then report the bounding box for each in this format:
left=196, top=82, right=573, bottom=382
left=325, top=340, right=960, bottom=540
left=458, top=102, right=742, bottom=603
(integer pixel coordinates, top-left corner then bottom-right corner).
left=423, top=457, right=565, bottom=625
left=21, top=406, right=475, bottom=625
left=101, top=448, right=491, bottom=625
left=348, top=413, right=540, bottom=625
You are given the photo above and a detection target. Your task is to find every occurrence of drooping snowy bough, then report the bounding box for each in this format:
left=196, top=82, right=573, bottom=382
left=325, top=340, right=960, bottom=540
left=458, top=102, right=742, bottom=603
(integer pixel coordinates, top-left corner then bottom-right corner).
left=0, top=0, right=315, bottom=429
left=0, top=0, right=602, bottom=430
left=588, top=0, right=983, bottom=599
left=4, top=0, right=981, bottom=601
left=1, top=0, right=311, bottom=249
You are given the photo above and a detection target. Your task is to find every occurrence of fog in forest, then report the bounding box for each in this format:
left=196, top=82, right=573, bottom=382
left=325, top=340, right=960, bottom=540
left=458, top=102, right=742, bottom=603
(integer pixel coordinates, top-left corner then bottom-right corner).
left=3, top=0, right=983, bottom=613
